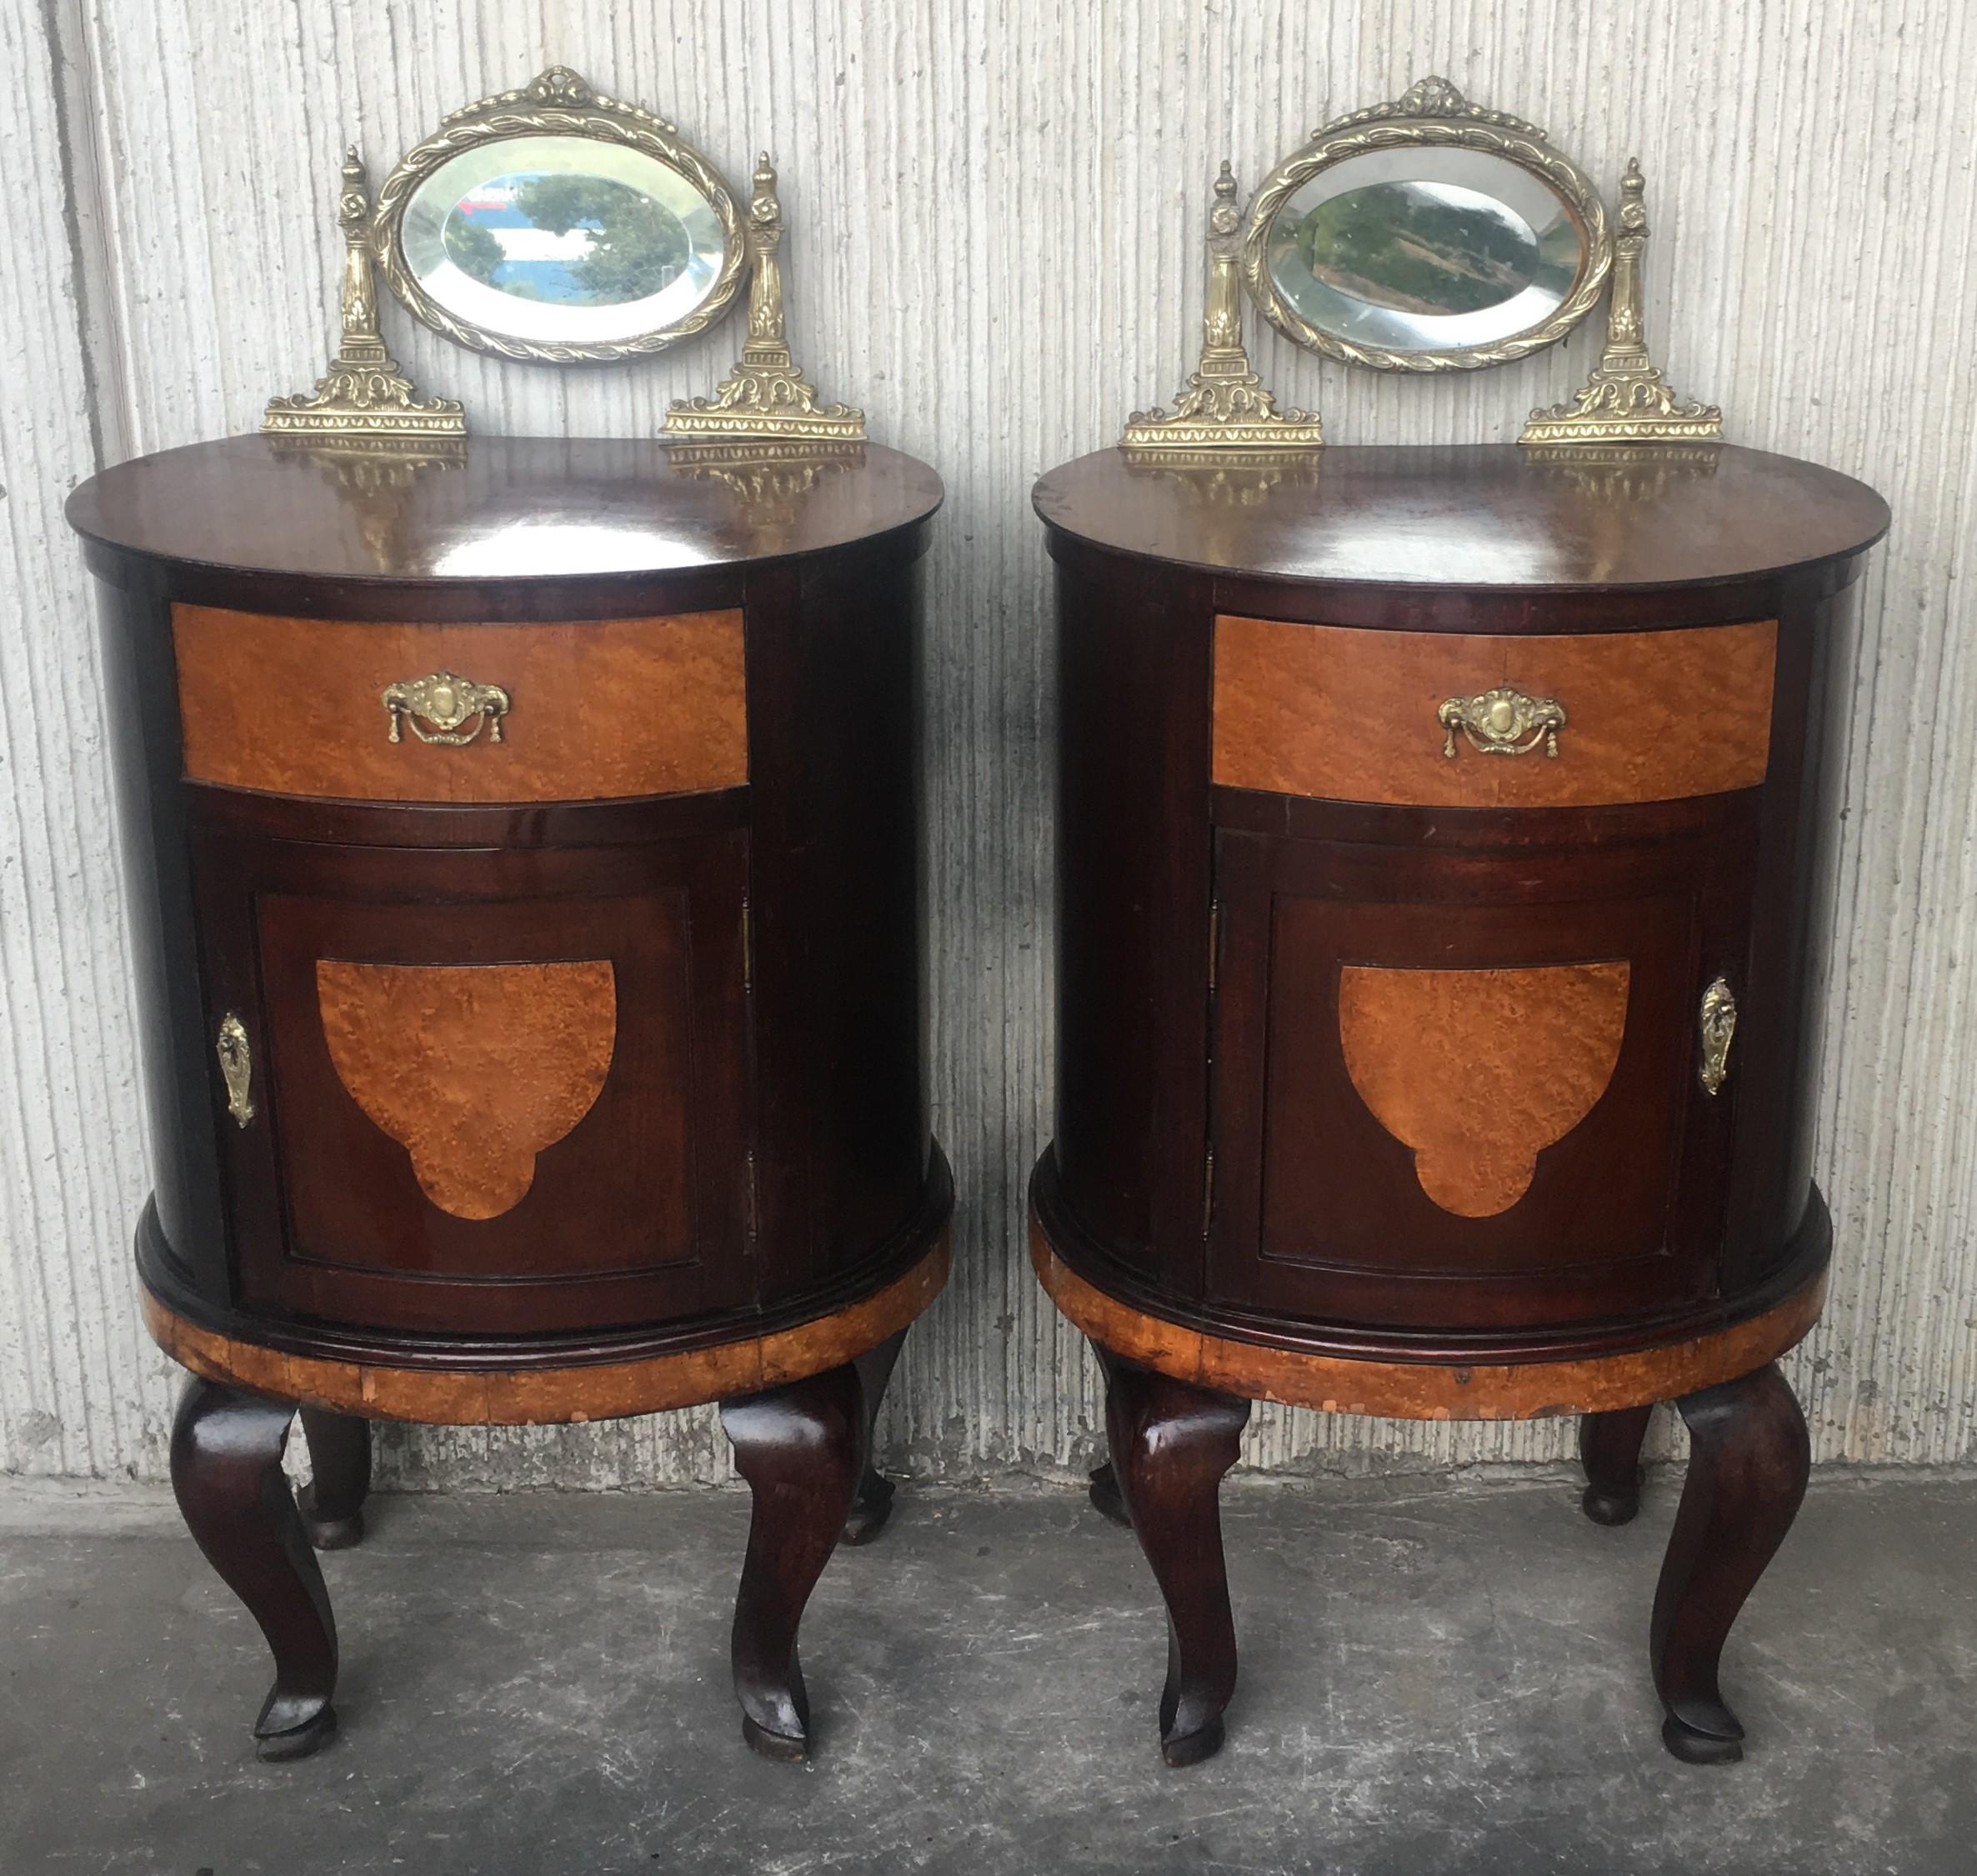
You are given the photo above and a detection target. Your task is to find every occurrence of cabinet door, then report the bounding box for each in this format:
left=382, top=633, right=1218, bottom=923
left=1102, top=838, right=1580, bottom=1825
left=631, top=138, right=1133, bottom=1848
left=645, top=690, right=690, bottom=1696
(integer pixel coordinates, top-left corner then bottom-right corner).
left=193, top=827, right=753, bottom=1335
left=1206, top=825, right=1754, bottom=1333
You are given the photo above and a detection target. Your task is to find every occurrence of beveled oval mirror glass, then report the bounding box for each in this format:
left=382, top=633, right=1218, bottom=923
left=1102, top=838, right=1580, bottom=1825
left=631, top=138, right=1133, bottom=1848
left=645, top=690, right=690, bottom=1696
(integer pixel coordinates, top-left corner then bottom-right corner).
left=1267, top=148, right=1586, bottom=355
left=400, top=135, right=730, bottom=347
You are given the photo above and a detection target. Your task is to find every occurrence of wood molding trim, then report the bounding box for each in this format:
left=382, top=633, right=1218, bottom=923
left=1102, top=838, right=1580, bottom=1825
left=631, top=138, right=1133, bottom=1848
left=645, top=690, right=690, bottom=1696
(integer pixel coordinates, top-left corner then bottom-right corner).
left=144, top=1231, right=949, bottom=1424
left=1031, top=1221, right=1822, bottom=1419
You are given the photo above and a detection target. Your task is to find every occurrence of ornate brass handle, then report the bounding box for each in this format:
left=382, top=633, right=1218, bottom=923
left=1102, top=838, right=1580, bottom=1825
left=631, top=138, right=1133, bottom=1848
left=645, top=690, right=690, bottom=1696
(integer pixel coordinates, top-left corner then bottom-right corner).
left=1698, top=978, right=1737, bottom=1095
left=382, top=671, right=511, bottom=746
left=1439, top=685, right=1566, bottom=759
left=216, top=1013, right=256, bottom=1128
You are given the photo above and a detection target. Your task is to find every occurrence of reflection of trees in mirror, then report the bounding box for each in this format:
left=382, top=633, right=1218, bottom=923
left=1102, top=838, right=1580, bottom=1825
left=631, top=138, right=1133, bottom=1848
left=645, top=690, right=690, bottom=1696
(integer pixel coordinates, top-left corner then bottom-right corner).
left=1297, top=183, right=1537, bottom=315
left=443, top=216, right=505, bottom=286
left=440, top=173, right=691, bottom=307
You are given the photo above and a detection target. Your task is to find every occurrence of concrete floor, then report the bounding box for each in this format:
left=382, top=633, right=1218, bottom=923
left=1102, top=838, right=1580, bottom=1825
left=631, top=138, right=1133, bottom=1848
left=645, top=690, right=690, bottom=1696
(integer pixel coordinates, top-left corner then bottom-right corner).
left=2, top=1468, right=1973, bottom=1874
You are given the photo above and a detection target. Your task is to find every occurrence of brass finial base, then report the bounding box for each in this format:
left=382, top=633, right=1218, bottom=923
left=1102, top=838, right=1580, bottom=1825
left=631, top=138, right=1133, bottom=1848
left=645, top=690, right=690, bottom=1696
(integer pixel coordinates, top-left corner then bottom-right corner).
left=1519, top=158, right=1720, bottom=448
left=263, top=147, right=463, bottom=443
left=664, top=153, right=865, bottom=443
left=1121, top=163, right=1321, bottom=452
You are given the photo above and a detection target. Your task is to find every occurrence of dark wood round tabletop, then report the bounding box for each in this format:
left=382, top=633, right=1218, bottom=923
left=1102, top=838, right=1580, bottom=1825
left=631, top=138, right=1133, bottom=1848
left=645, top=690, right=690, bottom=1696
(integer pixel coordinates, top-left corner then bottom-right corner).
left=1034, top=443, right=1889, bottom=588
left=68, top=434, right=943, bottom=584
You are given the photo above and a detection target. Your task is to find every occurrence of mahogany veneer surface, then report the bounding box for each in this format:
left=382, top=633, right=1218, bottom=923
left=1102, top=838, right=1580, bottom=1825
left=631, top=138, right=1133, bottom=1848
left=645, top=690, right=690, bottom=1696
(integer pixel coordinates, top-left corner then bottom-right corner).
left=1213, top=617, right=1776, bottom=806
left=175, top=607, right=748, bottom=802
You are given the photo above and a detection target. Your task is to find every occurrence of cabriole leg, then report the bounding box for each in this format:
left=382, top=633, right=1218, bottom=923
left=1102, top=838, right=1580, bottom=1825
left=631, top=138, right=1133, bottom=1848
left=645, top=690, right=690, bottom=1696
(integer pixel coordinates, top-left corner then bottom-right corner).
left=1651, top=1362, right=1809, bottom=1764
left=720, top=1362, right=866, bottom=1761
left=842, top=1328, right=907, bottom=1545
left=1095, top=1343, right=1251, bottom=1768
left=1579, top=1403, right=1654, bottom=1527
left=297, top=1408, right=372, bottom=1552
left=169, top=1374, right=339, bottom=1761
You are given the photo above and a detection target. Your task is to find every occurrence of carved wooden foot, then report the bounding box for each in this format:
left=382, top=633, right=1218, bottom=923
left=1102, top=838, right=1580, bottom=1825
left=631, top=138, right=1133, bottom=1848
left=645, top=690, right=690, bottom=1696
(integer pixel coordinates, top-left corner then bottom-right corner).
left=1095, top=1343, right=1251, bottom=1767
left=841, top=1328, right=907, bottom=1546
left=1579, top=1404, right=1654, bottom=1527
left=1651, top=1362, right=1809, bottom=1764
left=297, top=1408, right=373, bottom=1551
left=169, top=1375, right=339, bottom=1761
left=720, top=1362, right=866, bottom=1760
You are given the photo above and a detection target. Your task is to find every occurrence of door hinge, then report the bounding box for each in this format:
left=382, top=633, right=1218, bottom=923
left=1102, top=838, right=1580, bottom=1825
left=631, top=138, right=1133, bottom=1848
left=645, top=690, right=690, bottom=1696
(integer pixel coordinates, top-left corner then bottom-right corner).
left=742, top=897, right=754, bottom=994
left=745, top=1148, right=759, bottom=1240
left=1208, top=898, right=1220, bottom=994
left=1201, top=1146, right=1216, bottom=1239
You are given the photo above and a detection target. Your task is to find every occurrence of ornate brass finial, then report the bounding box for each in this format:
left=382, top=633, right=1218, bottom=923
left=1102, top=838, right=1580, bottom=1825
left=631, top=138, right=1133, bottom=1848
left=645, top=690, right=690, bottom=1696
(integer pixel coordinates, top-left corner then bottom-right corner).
left=663, top=152, right=865, bottom=442
left=1120, top=162, right=1324, bottom=451
left=1519, top=158, right=1722, bottom=447
left=263, top=146, right=465, bottom=441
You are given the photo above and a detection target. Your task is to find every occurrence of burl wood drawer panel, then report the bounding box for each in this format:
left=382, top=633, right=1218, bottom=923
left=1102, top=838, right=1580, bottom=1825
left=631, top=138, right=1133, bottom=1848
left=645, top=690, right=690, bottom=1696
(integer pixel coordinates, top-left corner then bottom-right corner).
left=1212, top=616, right=1777, bottom=808
left=173, top=605, right=748, bottom=803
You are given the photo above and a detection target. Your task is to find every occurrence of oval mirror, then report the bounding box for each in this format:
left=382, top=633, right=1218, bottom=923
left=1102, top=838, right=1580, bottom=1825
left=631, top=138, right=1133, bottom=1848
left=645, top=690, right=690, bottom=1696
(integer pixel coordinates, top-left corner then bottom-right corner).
left=1243, top=78, right=1611, bottom=372
left=373, top=67, right=745, bottom=363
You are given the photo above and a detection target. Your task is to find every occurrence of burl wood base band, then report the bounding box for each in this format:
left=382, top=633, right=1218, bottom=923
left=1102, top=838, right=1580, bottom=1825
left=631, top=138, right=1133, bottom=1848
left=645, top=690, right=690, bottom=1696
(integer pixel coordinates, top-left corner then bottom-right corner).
left=1032, top=1220, right=1823, bottom=1422
left=144, top=1231, right=948, bottom=1427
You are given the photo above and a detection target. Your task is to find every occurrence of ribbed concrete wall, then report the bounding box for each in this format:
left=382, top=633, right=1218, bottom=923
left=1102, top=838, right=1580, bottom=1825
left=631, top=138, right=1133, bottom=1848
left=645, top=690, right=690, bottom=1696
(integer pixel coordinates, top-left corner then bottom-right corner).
left=3, top=0, right=1972, bottom=1487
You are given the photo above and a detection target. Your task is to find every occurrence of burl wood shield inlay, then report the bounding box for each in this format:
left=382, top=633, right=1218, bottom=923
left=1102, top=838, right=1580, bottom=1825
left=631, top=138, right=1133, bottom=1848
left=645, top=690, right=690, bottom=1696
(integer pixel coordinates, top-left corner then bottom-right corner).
left=1337, top=963, right=1630, bottom=1216
left=1213, top=618, right=1776, bottom=807
left=316, top=960, right=617, bottom=1219
left=174, top=607, right=747, bottom=803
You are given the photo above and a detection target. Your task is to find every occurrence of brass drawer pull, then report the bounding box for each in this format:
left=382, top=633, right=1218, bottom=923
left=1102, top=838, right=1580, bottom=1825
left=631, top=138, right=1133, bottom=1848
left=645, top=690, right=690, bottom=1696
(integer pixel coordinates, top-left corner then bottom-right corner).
left=1439, top=685, right=1566, bottom=759
left=382, top=672, right=511, bottom=747
left=1698, top=977, right=1738, bottom=1095
left=216, top=1013, right=257, bottom=1128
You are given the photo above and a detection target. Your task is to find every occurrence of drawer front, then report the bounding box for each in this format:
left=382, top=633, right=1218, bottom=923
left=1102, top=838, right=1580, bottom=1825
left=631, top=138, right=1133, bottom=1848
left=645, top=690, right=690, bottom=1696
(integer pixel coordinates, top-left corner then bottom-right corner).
left=1213, top=616, right=1775, bottom=808
left=174, top=605, right=748, bottom=803
left=192, top=827, right=754, bottom=1335
left=1205, top=825, right=1754, bottom=1332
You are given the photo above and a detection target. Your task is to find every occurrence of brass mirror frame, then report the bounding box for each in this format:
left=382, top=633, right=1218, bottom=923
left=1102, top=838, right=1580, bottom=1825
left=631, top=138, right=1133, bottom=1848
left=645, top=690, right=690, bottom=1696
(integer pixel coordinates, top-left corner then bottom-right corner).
left=370, top=66, right=747, bottom=365
left=1240, top=76, right=1614, bottom=374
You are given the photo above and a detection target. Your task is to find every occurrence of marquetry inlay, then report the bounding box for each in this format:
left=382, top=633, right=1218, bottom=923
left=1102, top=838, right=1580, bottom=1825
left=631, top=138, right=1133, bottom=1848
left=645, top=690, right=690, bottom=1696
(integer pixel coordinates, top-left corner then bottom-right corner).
left=316, top=959, right=617, bottom=1219
left=1337, top=961, right=1630, bottom=1216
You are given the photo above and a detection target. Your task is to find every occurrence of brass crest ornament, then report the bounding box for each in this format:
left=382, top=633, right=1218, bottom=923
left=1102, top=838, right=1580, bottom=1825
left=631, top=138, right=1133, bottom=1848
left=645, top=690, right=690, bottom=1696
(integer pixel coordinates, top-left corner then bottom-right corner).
left=1520, top=159, right=1724, bottom=446
left=1121, top=163, right=1323, bottom=450
left=382, top=672, right=513, bottom=746
left=1438, top=685, right=1567, bottom=758
left=664, top=153, right=865, bottom=441
left=262, top=148, right=465, bottom=441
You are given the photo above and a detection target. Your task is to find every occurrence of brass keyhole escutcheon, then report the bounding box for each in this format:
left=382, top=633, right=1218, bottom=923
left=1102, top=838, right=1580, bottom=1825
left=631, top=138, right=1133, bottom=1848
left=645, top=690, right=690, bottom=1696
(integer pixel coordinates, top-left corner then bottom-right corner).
left=1698, top=978, right=1738, bottom=1095
left=215, top=1012, right=256, bottom=1128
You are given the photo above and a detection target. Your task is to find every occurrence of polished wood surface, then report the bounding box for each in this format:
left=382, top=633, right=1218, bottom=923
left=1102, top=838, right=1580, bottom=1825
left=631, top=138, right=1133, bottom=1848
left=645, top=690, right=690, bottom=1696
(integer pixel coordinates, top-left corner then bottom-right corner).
left=169, top=1377, right=339, bottom=1760
left=1035, top=1229, right=1824, bottom=1419
left=722, top=1365, right=868, bottom=1760
left=316, top=959, right=617, bottom=1221
left=1037, top=439, right=1880, bottom=1768
left=1337, top=961, right=1630, bottom=1217
left=79, top=433, right=949, bottom=1763
left=1212, top=617, right=1777, bottom=806
left=175, top=606, right=749, bottom=802
left=71, top=436, right=942, bottom=588
left=1037, top=445, right=1887, bottom=588
left=143, top=1228, right=948, bottom=1424
left=1652, top=1363, right=1810, bottom=1763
